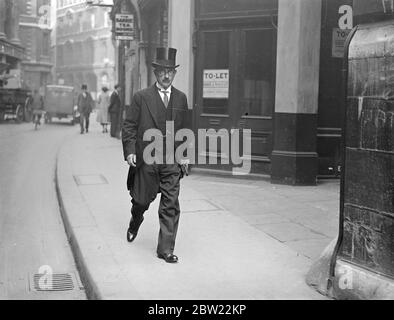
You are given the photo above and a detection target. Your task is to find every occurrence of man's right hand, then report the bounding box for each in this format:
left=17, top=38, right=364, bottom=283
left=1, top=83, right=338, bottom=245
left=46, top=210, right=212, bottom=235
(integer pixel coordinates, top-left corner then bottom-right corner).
left=127, top=154, right=137, bottom=167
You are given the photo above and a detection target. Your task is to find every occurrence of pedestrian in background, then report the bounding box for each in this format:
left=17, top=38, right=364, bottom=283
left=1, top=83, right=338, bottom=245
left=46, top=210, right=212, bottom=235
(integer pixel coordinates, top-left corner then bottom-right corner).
left=31, top=89, right=44, bottom=126
left=24, top=90, right=33, bottom=122
left=108, top=84, right=121, bottom=139
left=96, top=86, right=110, bottom=133
left=77, top=84, right=94, bottom=134
left=122, top=47, right=189, bottom=264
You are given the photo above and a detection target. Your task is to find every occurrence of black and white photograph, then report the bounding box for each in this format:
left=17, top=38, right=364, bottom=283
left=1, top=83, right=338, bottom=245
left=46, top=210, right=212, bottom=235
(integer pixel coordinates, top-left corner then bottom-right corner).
left=0, top=0, right=393, bottom=308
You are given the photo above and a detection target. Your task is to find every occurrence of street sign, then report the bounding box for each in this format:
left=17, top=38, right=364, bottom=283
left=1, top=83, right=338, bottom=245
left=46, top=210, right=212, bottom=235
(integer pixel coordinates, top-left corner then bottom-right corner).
left=115, top=14, right=134, bottom=41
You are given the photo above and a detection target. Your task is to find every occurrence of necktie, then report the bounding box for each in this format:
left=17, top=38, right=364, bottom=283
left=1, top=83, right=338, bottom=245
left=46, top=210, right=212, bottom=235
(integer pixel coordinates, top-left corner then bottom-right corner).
left=161, top=90, right=169, bottom=108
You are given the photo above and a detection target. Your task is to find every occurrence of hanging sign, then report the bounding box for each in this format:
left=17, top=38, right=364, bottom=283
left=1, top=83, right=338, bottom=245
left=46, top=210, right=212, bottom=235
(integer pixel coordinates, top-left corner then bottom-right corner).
left=115, top=14, right=134, bottom=40
left=203, top=69, right=229, bottom=99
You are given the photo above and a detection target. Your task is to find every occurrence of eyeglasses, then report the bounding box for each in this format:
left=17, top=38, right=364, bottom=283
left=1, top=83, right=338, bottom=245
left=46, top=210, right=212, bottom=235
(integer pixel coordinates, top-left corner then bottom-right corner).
left=155, top=69, right=176, bottom=76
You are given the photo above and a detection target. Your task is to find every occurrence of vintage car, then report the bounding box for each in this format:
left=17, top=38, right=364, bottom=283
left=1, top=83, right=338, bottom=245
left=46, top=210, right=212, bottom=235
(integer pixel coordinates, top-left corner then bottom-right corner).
left=44, top=85, right=79, bottom=125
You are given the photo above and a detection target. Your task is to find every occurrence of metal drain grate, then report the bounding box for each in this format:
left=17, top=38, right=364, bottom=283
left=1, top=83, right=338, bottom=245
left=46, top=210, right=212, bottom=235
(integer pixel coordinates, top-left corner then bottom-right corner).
left=29, top=272, right=77, bottom=292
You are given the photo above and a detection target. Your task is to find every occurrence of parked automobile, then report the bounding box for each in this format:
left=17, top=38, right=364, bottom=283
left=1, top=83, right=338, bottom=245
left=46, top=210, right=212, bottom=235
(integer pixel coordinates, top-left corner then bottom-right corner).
left=44, top=85, right=79, bottom=125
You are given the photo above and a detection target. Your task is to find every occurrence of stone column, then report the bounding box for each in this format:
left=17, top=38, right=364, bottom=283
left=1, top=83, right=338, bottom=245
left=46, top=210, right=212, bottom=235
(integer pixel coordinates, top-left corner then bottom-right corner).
left=7, top=0, right=21, bottom=45
left=0, top=0, right=6, bottom=39
left=271, top=0, right=322, bottom=185
left=168, top=0, right=194, bottom=108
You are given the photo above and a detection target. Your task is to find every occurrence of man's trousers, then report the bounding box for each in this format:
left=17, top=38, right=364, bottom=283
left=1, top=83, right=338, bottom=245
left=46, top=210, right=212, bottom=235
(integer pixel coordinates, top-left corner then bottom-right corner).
left=130, top=163, right=181, bottom=255
left=80, top=112, right=90, bottom=133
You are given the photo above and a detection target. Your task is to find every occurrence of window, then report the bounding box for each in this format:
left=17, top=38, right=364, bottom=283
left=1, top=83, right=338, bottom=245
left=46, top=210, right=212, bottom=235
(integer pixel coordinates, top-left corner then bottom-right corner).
left=42, top=32, right=50, bottom=56
left=57, top=45, right=64, bottom=66
left=91, top=14, right=95, bottom=29
left=198, top=0, right=277, bottom=16
left=242, top=29, right=275, bottom=117
left=104, top=11, right=110, bottom=27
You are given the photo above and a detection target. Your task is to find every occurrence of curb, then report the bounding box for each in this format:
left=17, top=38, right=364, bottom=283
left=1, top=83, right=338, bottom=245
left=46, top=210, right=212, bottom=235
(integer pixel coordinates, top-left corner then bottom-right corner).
left=55, top=137, right=140, bottom=300
left=55, top=142, right=102, bottom=300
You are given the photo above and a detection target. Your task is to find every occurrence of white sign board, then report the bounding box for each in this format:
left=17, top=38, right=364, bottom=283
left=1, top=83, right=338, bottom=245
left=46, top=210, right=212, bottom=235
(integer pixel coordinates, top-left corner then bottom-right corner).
left=115, top=14, right=134, bottom=40
left=203, top=69, right=229, bottom=99
left=332, top=28, right=351, bottom=58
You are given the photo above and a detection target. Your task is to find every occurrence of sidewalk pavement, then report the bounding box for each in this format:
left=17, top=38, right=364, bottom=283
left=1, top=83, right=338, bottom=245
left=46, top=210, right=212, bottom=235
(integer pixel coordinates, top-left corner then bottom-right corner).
left=56, top=120, right=339, bottom=300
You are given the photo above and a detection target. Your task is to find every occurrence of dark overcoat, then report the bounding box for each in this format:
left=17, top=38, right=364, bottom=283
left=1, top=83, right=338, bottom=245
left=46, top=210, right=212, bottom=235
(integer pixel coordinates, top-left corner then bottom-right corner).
left=108, top=91, right=121, bottom=114
left=122, top=84, right=189, bottom=203
left=77, top=92, right=94, bottom=115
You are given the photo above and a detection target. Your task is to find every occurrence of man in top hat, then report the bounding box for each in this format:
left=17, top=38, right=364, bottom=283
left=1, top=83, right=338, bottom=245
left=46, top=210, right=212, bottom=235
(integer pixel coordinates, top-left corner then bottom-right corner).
left=122, top=47, right=189, bottom=263
left=108, top=84, right=122, bottom=138
left=77, top=84, right=94, bottom=134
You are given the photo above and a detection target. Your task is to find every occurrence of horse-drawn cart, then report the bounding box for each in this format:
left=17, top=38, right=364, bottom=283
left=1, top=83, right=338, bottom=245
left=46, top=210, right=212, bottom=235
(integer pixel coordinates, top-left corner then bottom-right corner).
left=0, top=88, right=29, bottom=123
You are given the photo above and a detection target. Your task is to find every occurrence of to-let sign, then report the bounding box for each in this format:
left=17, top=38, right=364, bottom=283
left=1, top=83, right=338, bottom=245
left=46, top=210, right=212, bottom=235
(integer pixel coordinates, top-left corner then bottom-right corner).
left=115, top=14, right=134, bottom=40
left=203, top=69, right=229, bottom=99
left=332, top=28, right=351, bottom=58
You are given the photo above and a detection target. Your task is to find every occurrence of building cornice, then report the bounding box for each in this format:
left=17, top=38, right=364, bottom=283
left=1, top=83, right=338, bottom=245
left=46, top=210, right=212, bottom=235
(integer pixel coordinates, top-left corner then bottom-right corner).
left=20, top=22, right=52, bottom=31
left=22, top=61, right=53, bottom=67
left=0, top=39, right=25, bottom=60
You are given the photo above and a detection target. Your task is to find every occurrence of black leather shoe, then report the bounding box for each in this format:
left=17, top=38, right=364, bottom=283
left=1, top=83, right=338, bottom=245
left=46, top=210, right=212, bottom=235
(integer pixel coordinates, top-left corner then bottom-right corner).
left=157, top=253, right=179, bottom=264
left=126, top=217, right=144, bottom=243
left=126, top=228, right=137, bottom=243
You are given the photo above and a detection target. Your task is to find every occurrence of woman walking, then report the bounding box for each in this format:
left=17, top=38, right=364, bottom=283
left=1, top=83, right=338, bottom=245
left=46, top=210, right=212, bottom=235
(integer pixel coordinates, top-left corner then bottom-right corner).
left=96, top=87, right=110, bottom=133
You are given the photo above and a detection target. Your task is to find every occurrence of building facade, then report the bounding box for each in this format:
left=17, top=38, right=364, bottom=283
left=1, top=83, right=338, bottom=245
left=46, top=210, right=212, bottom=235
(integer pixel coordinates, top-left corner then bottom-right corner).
left=173, top=0, right=357, bottom=185
left=308, top=0, right=394, bottom=299
left=19, top=0, right=53, bottom=93
left=0, top=0, right=54, bottom=92
left=55, top=0, right=115, bottom=98
left=110, top=0, right=355, bottom=185
left=0, top=1, right=26, bottom=88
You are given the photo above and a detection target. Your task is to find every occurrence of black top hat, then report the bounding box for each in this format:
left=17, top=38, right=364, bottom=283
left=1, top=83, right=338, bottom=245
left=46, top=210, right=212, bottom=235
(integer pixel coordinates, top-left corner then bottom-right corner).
left=152, top=47, right=180, bottom=69
left=81, top=84, right=88, bottom=90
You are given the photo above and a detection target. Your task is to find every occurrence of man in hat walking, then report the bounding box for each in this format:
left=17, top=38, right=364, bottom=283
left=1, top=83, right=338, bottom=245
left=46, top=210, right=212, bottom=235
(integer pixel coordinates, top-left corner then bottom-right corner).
left=77, top=84, right=94, bottom=134
left=108, top=84, right=122, bottom=138
left=122, top=47, right=189, bottom=264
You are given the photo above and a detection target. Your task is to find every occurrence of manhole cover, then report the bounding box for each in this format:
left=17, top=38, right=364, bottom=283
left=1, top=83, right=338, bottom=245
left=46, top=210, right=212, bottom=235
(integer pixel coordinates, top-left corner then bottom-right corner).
left=74, top=174, right=108, bottom=186
left=29, top=272, right=80, bottom=292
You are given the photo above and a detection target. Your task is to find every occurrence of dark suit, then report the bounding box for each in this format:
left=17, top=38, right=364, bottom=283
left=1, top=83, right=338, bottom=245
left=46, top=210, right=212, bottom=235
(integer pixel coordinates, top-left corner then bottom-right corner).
left=77, top=92, right=94, bottom=133
left=122, top=84, right=188, bottom=255
left=108, top=90, right=121, bottom=138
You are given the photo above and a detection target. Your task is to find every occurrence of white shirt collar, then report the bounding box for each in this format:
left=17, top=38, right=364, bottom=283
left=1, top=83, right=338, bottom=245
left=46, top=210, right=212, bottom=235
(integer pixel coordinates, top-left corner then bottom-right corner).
left=156, top=83, right=172, bottom=94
